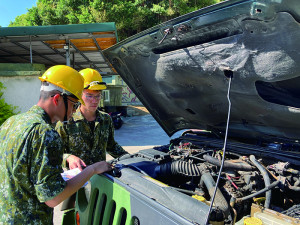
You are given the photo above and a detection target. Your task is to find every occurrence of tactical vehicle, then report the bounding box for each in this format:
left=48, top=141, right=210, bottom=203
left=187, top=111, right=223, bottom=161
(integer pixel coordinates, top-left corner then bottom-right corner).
left=63, top=0, right=300, bottom=224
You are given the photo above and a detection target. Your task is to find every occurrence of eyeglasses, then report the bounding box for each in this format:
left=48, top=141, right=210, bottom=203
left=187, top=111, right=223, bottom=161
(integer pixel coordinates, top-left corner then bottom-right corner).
left=84, top=81, right=106, bottom=89
left=67, top=97, right=80, bottom=110
left=84, top=94, right=102, bottom=101
left=51, top=94, right=80, bottom=110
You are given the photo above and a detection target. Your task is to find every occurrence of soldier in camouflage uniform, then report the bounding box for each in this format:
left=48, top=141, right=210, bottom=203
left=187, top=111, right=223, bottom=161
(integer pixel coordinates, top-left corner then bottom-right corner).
left=0, top=65, right=112, bottom=224
left=56, top=68, right=128, bottom=170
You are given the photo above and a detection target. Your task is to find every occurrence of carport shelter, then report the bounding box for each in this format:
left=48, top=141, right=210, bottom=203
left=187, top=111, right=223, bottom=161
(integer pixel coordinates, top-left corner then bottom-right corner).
left=0, top=23, right=120, bottom=113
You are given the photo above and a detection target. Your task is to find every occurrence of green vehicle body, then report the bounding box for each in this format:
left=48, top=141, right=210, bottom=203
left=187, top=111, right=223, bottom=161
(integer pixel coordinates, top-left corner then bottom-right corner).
left=63, top=174, right=132, bottom=225
left=62, top=156, right=210, bottom=225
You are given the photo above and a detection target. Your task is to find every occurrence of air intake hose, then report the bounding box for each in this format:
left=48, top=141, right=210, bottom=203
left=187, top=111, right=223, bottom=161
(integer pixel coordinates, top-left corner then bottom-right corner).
left=157, top=161, right=229, bottom=220
left=157, top=161, right=202, bottom=177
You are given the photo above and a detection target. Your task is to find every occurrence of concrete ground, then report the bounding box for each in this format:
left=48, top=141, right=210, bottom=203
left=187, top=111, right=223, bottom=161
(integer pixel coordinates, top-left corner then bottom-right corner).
left=53, top=113, right=183, bottom=224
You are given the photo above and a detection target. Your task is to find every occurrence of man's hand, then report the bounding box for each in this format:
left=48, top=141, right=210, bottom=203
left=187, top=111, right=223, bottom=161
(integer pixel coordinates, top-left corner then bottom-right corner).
left=67, top=155, right=87, bottom=171
left=91, top=161, right=112, bottom=174
left=45, top=160, right=113, bottom=208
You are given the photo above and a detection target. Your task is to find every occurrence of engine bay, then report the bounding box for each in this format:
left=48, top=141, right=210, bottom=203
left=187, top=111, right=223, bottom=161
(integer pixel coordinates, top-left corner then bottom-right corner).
left=111, top=130, right=300, bottom=224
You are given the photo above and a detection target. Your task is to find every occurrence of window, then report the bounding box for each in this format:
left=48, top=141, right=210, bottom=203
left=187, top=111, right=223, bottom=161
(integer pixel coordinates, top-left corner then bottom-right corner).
left=102, top=90, right=110, bottom=102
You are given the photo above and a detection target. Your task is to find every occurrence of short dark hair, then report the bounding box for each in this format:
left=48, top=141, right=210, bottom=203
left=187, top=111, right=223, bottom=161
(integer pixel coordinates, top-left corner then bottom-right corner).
left=39, top=90, right=61, bottom=101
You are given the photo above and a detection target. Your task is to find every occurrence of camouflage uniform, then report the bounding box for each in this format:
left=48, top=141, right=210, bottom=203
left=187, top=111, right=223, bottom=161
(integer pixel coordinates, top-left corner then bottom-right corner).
left=0, top=105, right=66, bottom=224
left=56, top=108, right=128, bottom=167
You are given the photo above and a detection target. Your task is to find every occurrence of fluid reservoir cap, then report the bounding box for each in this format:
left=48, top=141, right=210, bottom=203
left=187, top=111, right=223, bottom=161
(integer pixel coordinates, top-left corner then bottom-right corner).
left=192, top=195, right=206, bottom=202
left=244, top=217, right=263, bottom=225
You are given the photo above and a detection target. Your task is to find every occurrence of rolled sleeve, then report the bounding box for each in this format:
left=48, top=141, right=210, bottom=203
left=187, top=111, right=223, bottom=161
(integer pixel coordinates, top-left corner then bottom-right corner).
left=30, top=127, right=66, bottom=202
left=35, top=174, right=66, bottom=202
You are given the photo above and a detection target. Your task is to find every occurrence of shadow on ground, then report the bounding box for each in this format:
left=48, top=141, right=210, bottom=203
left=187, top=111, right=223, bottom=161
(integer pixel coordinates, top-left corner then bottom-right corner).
left=114, top=114, right=183, bottom=146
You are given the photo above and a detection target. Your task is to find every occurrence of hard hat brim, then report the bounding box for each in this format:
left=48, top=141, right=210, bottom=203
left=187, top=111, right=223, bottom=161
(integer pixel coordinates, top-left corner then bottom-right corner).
left=87, top=84, right=107, bottom=90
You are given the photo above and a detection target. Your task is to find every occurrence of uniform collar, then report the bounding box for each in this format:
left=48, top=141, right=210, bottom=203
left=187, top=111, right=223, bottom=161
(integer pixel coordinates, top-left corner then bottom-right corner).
left=72, top=107, right=103, bottom=122
left=29, top=105, right=52, bottom=124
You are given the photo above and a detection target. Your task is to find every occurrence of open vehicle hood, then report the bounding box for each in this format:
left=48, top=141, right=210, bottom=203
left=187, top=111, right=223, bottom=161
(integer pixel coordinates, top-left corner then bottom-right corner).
left=103, top=0, right=300, bottom=143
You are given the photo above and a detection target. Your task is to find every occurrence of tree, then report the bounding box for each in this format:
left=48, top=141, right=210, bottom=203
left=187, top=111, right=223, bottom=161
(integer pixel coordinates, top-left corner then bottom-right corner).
left=0, top=82, right=18, bottom=126
left=9, top=0, right=224, bottom=40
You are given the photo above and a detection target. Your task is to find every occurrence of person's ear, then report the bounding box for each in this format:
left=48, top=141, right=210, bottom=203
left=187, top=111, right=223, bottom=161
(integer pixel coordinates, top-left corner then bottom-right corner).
left=52, top=94, right=60, bottom=106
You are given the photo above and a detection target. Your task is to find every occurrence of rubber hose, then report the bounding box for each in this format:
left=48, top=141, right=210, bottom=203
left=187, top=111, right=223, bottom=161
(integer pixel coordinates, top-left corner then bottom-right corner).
left=250, top=155, right=271, bottom=208
left=158, top=161, right=229, bottom=220
left=289, top=177, right=300, bottom=191
left=289, top=186, right=300, bottom=191
left=157, top=161, right=202, bottom=177
left=171, top=161, right=202, bottom=177
left=200, top=172, right=230, bottom=219
left=203, top=154, right=253, bottom=171
left=238, top=180, right=280, bottom=201
left=293, top=177, right=300, bottom=187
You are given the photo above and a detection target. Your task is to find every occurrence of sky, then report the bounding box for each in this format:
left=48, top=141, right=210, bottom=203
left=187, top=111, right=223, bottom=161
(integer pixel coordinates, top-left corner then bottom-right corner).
left=0, top=0, right=37, bottom=27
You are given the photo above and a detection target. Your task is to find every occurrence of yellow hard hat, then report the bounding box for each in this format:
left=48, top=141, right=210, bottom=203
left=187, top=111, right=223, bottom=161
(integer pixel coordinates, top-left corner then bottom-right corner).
left=39, top=65, right=84, bottom=104
left=79, top=68, right=107, bottom=90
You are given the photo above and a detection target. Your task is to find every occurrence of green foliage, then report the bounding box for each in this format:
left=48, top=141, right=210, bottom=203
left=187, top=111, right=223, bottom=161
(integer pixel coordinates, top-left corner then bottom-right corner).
left=0, top=82, right=18, bottom=126
left=9, top=0, right=224, bottom=40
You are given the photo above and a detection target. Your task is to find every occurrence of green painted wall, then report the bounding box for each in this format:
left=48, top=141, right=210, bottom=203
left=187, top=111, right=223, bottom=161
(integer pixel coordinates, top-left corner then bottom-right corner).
left=0, top=63, right=45, bottom=76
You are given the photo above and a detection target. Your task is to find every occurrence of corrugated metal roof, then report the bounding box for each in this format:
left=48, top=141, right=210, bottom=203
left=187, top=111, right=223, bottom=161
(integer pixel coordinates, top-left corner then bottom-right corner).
left=0, top=23, right=119, bottom=75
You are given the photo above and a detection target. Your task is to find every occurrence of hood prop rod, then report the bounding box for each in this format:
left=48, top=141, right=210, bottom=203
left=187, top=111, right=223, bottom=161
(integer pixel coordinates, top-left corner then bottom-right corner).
left=205, top=70, right=233, bottom=225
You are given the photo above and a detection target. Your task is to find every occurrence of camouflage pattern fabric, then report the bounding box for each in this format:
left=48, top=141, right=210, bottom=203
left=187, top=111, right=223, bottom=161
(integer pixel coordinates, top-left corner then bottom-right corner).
left=56, top=108, right=128, bottom=167
left=0, top=105, right=66, bottom=224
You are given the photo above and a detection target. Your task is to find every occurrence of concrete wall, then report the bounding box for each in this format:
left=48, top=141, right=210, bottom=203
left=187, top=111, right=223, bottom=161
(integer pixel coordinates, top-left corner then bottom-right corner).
left=0, top=64, right=45, bottom=113
left=0, top=63, right=142, bottom=114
